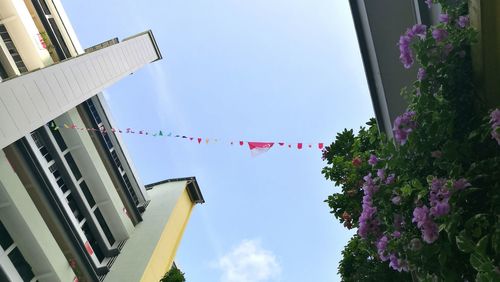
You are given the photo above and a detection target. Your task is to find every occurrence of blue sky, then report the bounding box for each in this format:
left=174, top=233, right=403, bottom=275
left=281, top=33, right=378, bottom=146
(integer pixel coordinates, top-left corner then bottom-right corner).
left=64, top=0, right=374, bottom=281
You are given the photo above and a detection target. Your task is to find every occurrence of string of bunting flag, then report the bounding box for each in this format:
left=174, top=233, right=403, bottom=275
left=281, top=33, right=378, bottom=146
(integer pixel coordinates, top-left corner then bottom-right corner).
left=49, top=122, right=325, bottom=156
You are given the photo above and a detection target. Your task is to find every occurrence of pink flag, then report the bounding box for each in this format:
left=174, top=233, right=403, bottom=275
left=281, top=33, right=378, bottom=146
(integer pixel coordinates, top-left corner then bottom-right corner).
left=318, top=143, right=324, bottom=150
left=297, top=143, right=303, bottom=149
left=248, top=142, right=274, bottom=157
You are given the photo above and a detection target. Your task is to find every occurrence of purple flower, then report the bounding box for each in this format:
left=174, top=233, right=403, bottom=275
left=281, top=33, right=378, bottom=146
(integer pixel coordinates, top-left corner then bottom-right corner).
left=392, top=231, right=401, bottom=238
left=391, top=195, right=402, bottom=205
left=432, top=29, right=448, bottom=42
left=430, top=201, right=450, bottom=217
left=439, top=14, right=450, bottom=24
left=421, top=220, right=439, bottom=243
left=490, top=108, right=500, bottom=145
left=412, top=205, right=430, bottom=228
left=453, top=178, right=471, bottom=190
left=408, top=24, right=427, bottom=39
left=393, top=111, right=417, bottom=145
left=368, top=154, right=378, bottom=166
left=458, top=16, right=470, bottom=28
left=377, top=168, right=385, bottom=180
left=425, top=0, right=433, bottom=8
left=429, top=177, right=451, bottom=217
left=358, top=173, right=380, bottom=238
left=389, top=254, right=409, bottom=272
left=491, top=108, right=500, bottom=125
left=386, top=174, right=396, bottom=185
left=417, top=68, right=426, bottom=81
left=398, top=35, right=414, bottom=68
left=376, top=235, right=390, bottom=261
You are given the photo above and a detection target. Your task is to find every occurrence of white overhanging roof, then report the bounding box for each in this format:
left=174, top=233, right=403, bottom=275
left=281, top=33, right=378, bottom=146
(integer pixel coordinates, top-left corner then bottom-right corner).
left=0, top=31, right=162, bottom=149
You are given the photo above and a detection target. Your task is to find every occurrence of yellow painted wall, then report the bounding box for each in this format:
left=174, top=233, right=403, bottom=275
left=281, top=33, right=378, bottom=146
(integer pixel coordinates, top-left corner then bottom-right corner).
left=140, top=189, right=194, bottom=282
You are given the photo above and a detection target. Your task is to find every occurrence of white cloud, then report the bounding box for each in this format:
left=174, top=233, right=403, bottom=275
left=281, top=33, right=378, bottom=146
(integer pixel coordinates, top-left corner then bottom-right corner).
left=217, top=239, right=281, bottom=282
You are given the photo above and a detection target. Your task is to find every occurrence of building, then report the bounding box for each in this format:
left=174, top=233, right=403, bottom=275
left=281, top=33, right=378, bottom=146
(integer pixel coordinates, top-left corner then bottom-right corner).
left=349, top=0, right=499, bottom=136
left=0, top=0, right=204, bottom=281
left=348, top=0, right=440, bottom=136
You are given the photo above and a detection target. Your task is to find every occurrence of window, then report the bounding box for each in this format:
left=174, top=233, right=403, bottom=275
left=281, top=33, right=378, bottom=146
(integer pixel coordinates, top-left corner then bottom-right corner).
left=0, top=61, right=8, bottom=80
left=0, top=222, right=13, bottom=250
left=8, top=248, right=36, bottom=281
left=110, top=150, right=122, bottom=172
left=36, top=0, right=52, bottom=15
left=49, top=126, right=67, bottom=152
left=31, top=132, right=53, bottom=163
left=81, top=223, right=104, bottom=262
left=86, top=100, right=102, bottom=125
left=102, top=133, right=113, bottom=150
left=94, top=208, right=115, bottom=246
left=64, top=153, right=82, bottom=180
left=123, top=174, right=139, bottom=206
left=0, top=24, right=28, bottom=73
left=0, top=221, right=36, bottom=282
left=66, top=194, right=84, bottom=222
left=80, top=181, right=96, bottom=208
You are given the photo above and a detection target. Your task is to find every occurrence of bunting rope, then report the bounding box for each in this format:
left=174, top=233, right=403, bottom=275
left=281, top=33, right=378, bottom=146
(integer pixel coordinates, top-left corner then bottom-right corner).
left=50, top=122, right=324, bottom=155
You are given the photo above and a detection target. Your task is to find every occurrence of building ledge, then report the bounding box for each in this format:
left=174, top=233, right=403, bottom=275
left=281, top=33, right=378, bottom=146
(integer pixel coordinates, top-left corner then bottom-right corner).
left=103, top=180, right=197, bottom=282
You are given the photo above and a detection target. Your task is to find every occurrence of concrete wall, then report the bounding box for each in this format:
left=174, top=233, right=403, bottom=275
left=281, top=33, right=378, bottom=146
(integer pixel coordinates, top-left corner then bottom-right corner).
left=140, top=188, right=194, bottom=282
left=0, top=32, right=160, bottom=149
left=104, top=181, right=196, bottom=282
left=0, top=0, right=52, bottom=69
left=0, top=150, right=76, bottom=282
left=55, top=109, right=135, bottom=239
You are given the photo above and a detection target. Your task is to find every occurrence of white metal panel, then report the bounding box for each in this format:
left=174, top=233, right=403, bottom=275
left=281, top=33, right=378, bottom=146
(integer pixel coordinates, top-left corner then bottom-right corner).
left=0, top=32, right=160, bottom=149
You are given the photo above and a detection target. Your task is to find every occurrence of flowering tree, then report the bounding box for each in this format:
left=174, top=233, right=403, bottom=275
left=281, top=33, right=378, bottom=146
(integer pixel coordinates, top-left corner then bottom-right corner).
left=323, top=0, right=500, bottom=281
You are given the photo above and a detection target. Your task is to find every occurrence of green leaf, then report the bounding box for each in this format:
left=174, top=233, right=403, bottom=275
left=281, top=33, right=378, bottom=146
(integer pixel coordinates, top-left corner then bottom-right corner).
left=456, top=232, right=474, bottom=253
left=470, top=252, right=494, bottom=273
left=401, top=184, right=412, bottom=197
left=470, top=253, right=484, bottom=271
left=476, top=235, right=489, bottom=254
left=475, top=272, right=490, bottom=282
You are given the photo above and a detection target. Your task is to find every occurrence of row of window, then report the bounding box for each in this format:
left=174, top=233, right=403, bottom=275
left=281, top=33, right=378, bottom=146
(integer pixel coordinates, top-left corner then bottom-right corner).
left=31, top=0, right=72, bottom=60
left=86, top=99, right=141, bottom=207
left=30, top=126, right=115, bottom=265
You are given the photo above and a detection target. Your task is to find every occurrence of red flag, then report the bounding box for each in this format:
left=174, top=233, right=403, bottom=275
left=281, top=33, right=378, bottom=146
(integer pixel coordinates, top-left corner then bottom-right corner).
left=297, top=143, right=303, bottom=149
left=248, top=142, right=274, bottom=157
left=197, top=138, right=202, bottom=144
left=318, top=143, right=324, bottom=149
left=239, top=141, right=244, bottom=146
